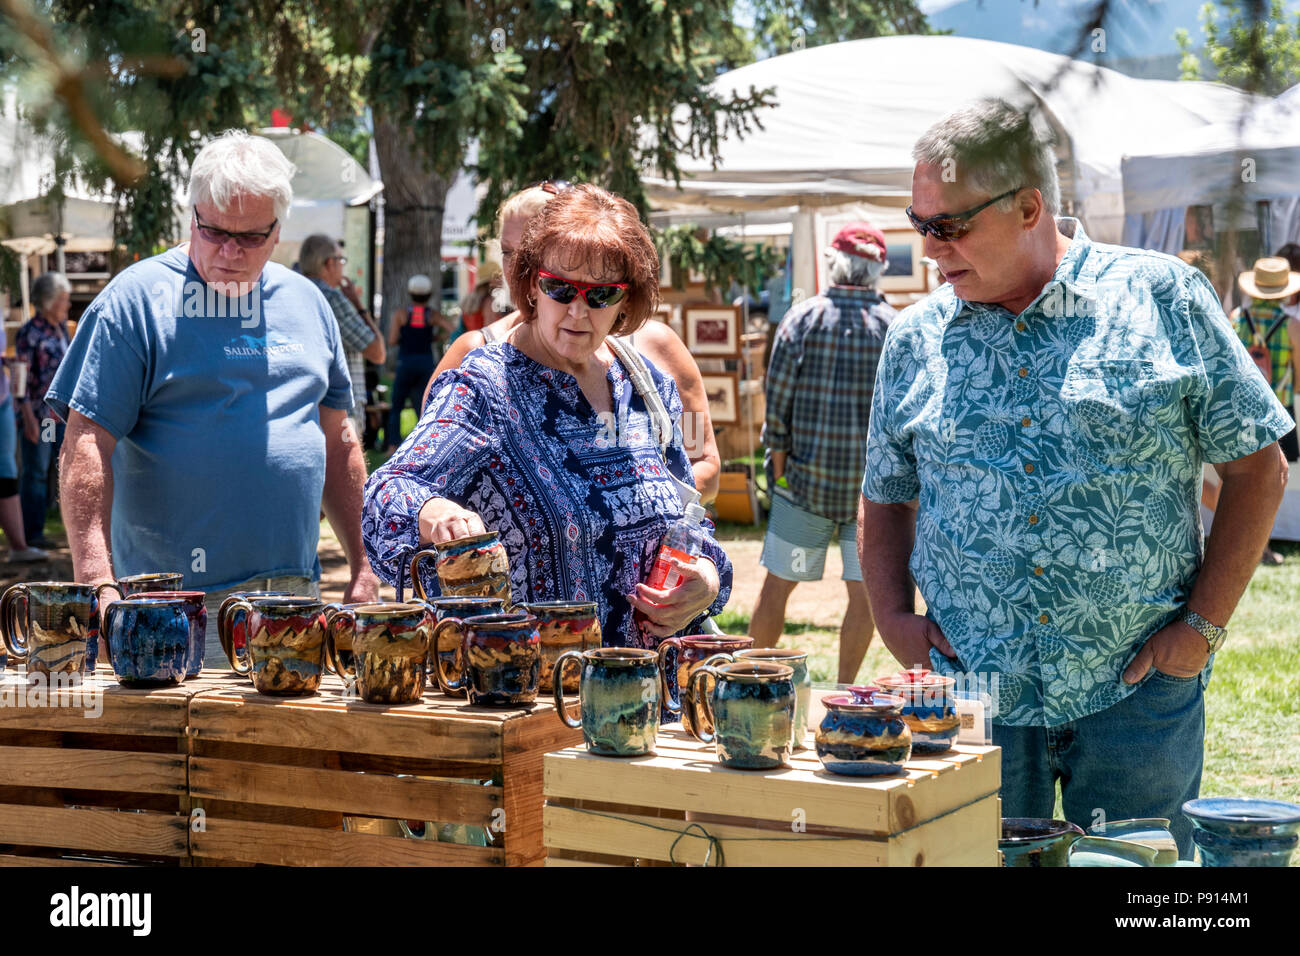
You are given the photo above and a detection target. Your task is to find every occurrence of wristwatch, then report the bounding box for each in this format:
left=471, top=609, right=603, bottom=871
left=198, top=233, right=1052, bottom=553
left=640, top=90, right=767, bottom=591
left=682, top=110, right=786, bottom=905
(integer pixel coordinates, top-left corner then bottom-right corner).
left=1180, top=608, right=1227, bottom=653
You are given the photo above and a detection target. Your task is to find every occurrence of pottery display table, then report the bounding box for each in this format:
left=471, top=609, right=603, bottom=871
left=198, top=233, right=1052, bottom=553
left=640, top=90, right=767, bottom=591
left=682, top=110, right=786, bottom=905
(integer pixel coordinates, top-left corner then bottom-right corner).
left=0, top=666, right=245, bottom=866
left=187, top=673, right=582, bottom=866
left=543, top=728, right=1001, bottom=866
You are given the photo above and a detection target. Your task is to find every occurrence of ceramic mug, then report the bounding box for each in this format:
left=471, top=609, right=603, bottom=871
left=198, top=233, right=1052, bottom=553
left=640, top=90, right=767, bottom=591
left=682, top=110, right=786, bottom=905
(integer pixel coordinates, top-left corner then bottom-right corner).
left=519, top=601, right=601, bottom=694
left=871, top=668, right=961, bottom=755
left=404, top=532, right=511, bottom=605
left=999, top=818, right=1086, bottom=867
left=553, top=647, right=660, bottom=756
left=815, top=690, right=912, bottom=777
left=122, top=591, right=206, bottom=679
left=95, top=571, right=185, bottom=605
left=217, top=596, right=331, bottom=696
left=216, top=591, right=295, bottom=657
left=688, top=660, right=795, bottom=770
left=425, top=596, right=507, bottom=698
left=0, top=582, right=100, bottom=677
left=657, top=634, right=753, bottom=735
left=736, top=648, right=811, bottom=751
left=103, top=597, right=192, bottom=686
left=324, top=602, right=434, bottom=704
left=433, top=612, right=540, bottom=706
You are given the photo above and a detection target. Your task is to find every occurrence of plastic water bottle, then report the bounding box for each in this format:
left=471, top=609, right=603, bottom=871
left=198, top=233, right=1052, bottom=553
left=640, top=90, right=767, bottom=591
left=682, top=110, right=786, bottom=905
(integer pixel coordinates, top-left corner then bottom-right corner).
left=646, top=503, right=708, bottom=590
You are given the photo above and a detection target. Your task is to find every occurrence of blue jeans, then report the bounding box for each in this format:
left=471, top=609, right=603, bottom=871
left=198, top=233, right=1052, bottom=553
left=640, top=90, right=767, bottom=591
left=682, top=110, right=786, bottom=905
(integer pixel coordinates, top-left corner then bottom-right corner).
left=993, top=670, right=1205, bottom=858
left=387, top=356, right=434, bottom=448
left=20, top=421, right=63, bottom=542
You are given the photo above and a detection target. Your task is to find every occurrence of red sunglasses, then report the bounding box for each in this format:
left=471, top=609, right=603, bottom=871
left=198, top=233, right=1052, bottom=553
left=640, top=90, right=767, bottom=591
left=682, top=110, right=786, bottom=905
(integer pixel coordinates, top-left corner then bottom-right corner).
left=537, top=270, right=629, bottom=309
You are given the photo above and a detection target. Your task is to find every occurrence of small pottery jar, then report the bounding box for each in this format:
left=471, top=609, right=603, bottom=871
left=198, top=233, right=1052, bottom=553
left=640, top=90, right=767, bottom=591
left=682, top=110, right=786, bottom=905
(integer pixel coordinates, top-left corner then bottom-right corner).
left=103, top=597, right=192, bottom=686
left=815, top=690, right=912, bottom=777
left=736, top=648, right=811, bottom=750
left=688, top=660, right=795, bottom=770
left=324, top=602, right=434, bottom=705
left=999, top=818, right=1085, bottom=867
left=124, top=591, right=206, bottom=679
left=425, top=596, right=507, bottom=698
left=433, top=612, right=541, bottom=706
left=657, top=634, right=753, bottom=735
left=871, top=668, right=961, bottom=755
left=404, top=532, right=511, bottom=605
left=1183, top=797, right=1300, bottom=867
left=520, top=601, right=601, bottom=694
left=554, top=647, right=660, bottom=756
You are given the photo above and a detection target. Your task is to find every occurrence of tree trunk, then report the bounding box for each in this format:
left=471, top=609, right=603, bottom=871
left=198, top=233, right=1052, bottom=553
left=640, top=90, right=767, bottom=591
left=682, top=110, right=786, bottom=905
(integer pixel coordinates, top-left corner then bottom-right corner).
left=372, top=110, right=453, bottom=352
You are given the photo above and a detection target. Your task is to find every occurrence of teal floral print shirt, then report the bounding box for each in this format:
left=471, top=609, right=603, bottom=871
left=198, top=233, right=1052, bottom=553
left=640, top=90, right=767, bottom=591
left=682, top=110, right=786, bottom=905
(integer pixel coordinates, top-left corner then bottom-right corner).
left=862, top=219, right=1291, bottom=727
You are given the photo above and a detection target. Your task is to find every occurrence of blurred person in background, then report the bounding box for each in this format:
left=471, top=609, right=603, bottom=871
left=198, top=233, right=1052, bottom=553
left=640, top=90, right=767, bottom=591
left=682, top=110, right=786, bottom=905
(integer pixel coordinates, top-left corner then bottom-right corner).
left=15, top=271, right=71, bottom=548
left=0, top=322, right=47, bottom=563
left=385, top=273, right=455, bottom=453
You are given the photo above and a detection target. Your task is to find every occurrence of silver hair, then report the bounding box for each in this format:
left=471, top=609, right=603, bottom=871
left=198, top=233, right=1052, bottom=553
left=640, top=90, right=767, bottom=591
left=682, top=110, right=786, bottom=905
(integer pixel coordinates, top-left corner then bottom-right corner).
left=31, top=272, right=71, bottom=311
left=299, top=234, right=340, bottom=277
left=912, top=99, right=1060, bottom=216
left=188, top=129, right=296, bottom=222
left=826, top=248, right=886, bottom=287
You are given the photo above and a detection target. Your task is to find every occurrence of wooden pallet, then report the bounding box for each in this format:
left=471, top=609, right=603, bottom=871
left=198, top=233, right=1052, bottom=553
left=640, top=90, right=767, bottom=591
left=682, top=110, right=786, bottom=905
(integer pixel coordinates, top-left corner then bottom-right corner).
left=187, top=674, right=582, bottom=866
left=544, top=728, right=1001, bottom=866
left=0, top=667, right=245, bottom=866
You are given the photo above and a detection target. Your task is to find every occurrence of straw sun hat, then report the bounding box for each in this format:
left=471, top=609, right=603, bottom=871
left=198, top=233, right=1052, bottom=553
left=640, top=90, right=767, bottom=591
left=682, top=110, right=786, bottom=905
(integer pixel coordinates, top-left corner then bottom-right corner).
left=1237, top=257, right=1300, bottom=300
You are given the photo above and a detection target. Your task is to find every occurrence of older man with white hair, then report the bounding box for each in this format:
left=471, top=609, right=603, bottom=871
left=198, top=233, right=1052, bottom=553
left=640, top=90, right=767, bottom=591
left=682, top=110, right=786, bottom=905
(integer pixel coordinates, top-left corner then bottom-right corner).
left=859, top=99, right=1290, bottom=856
left=47, top=129, right=380, bottom=664
left=749, top=222, right=895, bottom=683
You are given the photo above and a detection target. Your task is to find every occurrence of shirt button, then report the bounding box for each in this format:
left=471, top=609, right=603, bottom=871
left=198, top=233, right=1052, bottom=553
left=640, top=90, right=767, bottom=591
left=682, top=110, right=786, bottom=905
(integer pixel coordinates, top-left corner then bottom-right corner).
left=1015, top=321, right=1027, bottom=332
left=1034, top=566, right=1045, bottom=576
left=1018, top=367, right=1028, bottom=378
left=1021, top=416, right=1032, bottom=427
left=1039, top=613, right=1050, bottom=625
left=1028, top=514, right=1039, bottom=525
left=1024, top=463, right=1035, bottom=474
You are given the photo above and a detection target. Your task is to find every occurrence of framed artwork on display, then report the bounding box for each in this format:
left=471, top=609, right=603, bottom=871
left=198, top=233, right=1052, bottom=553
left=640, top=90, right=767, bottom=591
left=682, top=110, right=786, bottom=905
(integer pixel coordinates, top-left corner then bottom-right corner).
left=878, top=230, right=929, bottom=293
left=701, top=371, right=740, bottom=425
left=683, top=304, right=741, bottom=359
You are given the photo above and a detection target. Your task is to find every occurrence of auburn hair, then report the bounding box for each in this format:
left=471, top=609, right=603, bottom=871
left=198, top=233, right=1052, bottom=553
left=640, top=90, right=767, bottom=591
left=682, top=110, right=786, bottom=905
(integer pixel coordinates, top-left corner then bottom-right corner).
left=507, top=184, right=660, bottom=336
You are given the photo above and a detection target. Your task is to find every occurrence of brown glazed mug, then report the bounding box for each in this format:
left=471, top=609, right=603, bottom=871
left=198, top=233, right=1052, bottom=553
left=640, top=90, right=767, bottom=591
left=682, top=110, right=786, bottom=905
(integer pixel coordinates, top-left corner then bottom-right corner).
left=405, top=532, right=511, bottom=605
left=432, top=612, right=541, bottom=707
left=324, top=602, right=434, bottom=704
left=0, top=582, right=100, bottom=677
left=518, top=601, right=601, bottom=694
left=657, top=634, right=753, bottom=736
left=217, top=596, right=331, bottom=696
left=216, top=590, right=295, bottom=656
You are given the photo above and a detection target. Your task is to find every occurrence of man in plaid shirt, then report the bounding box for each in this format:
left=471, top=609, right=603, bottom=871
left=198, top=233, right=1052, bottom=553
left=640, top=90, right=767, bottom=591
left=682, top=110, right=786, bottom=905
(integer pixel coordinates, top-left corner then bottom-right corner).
left=749, top=222, right=896, bottom=682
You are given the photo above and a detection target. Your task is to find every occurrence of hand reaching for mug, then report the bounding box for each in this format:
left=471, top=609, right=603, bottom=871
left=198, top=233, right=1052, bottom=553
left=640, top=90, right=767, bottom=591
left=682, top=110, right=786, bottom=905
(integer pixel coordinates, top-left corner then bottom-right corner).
left=626, top=556, right=721, bottom=639
left=418, top=498, right=486, bottom=546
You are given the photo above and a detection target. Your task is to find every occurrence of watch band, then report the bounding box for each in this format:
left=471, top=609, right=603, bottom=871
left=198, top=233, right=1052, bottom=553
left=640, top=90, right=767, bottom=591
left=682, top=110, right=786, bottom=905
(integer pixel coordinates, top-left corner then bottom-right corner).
left=1180, top=608, right=1227, bottom=653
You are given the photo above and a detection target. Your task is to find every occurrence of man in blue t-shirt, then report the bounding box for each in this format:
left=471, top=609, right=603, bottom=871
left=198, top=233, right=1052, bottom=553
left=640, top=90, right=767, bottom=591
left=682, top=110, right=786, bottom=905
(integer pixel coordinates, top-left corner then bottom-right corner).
left=47, top=130, right=381, bottom=666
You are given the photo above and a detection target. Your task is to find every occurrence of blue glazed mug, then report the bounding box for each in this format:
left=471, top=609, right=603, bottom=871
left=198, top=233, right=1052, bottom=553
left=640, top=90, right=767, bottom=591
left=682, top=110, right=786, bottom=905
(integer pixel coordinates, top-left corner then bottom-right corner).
left=425, top=597, right=507, bottom=698
left=815, top=690, right=912, bottom=777
left=553, top=647, right=660, bottom=756
left=688, top=660, right=795, bottom=770
left=103, top=597, right=192, bottom=686
left=433, top=612, right=540, bottom=706
left=0, top=582, right=100, bottom=677
left=123, top=591, right=207, bottom=679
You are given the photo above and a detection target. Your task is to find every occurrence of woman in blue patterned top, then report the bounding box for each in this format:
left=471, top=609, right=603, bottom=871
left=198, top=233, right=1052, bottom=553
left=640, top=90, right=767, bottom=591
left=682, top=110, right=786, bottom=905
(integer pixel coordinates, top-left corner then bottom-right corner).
left=362, top=184, right=731, bottom=647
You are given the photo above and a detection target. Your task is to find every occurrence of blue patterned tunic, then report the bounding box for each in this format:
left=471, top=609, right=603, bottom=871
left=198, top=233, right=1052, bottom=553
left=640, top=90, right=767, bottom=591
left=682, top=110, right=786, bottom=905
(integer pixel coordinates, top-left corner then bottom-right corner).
left=862, top=219, right=1291, bottom=727
left=362, top=342, right=732, bottom=648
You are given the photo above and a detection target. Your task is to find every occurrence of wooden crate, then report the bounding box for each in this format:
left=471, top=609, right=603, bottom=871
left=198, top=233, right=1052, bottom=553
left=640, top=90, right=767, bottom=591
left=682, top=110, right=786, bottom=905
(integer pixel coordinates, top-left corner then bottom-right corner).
left=0, top=667, right=244, bottom=866
left=187, top=674, right=583, bottom=866
left=544, top=728, right=1001, bottom=866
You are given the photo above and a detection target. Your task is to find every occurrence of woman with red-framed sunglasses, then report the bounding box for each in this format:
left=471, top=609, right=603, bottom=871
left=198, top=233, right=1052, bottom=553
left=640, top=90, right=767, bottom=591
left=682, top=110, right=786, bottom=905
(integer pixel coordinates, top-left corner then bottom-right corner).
left=364, top=184, right=733, bottom=653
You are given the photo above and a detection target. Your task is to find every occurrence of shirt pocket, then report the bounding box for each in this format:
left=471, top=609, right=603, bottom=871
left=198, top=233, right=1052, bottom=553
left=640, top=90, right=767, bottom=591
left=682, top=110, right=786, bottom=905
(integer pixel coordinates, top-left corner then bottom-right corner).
left=1060, top=359, right=1158, bottom=467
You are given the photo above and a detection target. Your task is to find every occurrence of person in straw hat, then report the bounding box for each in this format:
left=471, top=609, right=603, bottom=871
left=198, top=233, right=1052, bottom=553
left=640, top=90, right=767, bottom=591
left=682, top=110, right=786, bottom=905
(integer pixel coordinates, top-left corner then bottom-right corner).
left=1229, top=253, right=1300, bottom=563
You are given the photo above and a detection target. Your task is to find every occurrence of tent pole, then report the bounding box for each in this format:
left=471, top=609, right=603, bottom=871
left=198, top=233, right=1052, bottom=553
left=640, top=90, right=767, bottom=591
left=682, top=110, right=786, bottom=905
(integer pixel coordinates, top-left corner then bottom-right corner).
left=741, top=210, right=758, bottom=524
left=19, top=255, right=30, bottom=321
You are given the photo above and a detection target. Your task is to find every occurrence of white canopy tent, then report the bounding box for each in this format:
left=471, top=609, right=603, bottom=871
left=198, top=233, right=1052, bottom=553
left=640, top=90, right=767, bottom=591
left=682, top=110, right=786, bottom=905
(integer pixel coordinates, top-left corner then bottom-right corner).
left=645, top=36, right=1254, bottom=247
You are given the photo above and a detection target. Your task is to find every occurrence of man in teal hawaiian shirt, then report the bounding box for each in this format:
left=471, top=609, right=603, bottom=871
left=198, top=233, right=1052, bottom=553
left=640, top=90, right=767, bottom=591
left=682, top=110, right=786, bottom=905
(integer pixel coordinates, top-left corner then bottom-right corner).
left=859, top=100, right=1291, bottom=857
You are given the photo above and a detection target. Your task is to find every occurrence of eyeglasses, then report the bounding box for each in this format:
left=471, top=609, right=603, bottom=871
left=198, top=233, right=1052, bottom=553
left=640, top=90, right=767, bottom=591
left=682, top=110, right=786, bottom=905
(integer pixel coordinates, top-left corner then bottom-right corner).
left=328, top=254, right=349, bottom=266
left=537, top=270, right=628, bottom=309
left=905, top=187, right=1024, bottom=242
left=193, top=209, right=279, bottom=249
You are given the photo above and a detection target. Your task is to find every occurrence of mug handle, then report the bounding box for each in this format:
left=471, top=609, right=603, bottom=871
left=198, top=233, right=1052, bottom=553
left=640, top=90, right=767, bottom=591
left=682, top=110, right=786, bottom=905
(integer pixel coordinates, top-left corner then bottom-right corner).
left=409, top=548, right=439, bottom=602
left=688, top=664, right=723, bottom=744
left=0, top=584, right=30, bottom=660
left=218, top=599, right=254, bottom=675
left=552, top=650, right=585, bottom=729
left=324, top=607, right=358, bottom=683
left=217, top=595, right=251, bottom=654
left=430, top=617, right=468, bottom=693
left=656, top=637, right=682, bottom=715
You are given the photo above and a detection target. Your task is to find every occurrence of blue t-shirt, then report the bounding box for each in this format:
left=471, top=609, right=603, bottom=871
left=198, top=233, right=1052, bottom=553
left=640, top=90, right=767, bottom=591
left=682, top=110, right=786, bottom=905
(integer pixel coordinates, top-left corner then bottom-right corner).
left=46, top=246, right=353, bottom=590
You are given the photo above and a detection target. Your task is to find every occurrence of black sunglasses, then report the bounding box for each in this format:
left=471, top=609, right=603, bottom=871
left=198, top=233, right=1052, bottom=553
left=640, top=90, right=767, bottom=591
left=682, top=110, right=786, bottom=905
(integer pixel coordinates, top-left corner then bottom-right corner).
left=906, top=186, right=1024, bottom=242
left=537, top=270, right=628, bottom=309
left=193, top=209, right=279, bottom=249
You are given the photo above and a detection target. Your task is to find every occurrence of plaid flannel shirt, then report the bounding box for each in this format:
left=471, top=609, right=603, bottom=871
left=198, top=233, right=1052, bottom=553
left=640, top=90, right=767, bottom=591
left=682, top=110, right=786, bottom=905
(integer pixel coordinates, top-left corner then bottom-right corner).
left=311, top=278, right=374, bottom=418
left=763, top=285, right=895, bottom=523
left=1231, top=299, right=1294, bottom=408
